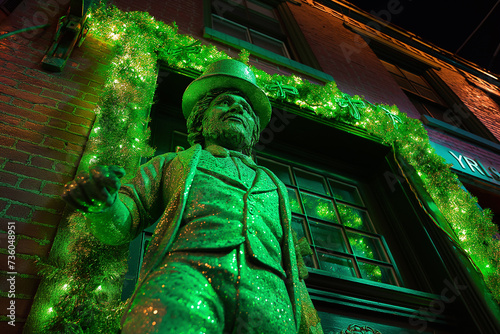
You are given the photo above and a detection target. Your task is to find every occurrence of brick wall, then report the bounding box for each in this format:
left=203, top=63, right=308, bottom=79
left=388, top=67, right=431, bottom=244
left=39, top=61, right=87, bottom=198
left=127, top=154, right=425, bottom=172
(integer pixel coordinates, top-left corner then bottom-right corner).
left=0, top=1, right=112, bottom=331
left=435, top=67, right=500, bottom=142
left=289, top=1, right=422, bottom=119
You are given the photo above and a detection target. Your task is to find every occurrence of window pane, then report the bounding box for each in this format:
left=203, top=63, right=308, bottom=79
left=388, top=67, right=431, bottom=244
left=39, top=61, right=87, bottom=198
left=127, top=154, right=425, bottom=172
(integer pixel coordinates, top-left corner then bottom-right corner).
left=347, top=231, right=388, bottom=262
left=250, top=30, right=288, bottom=58
left=295, top=169, right=329, bottom=195
left=257, top=156, right=293, bottom=185
left=212, top=15, right=250, bottom=42
left=287, top=188, right=302, bottom=213
left=317, top=252, right=356, bottom=278
left=358, top=261, right=398, bottom=285
left=413, top=84, right=443, bottom=104
left=303, top=254, right=315, bottom=268
left=301, top=192, right=338, bottom=222
left=381, top=60, right=402, bottom=76
left=338, top=204, right=372, bottom=232
left=247, top=0, right=276, bottom=18
left=291, top=215, right=306, bottom=241
left=393, top=75, right=417, bottom=94
left=328, top=179, right=363, bottom=206
left=401, top=69, right=428, bottom=87
left=309, top=221, right=347, bottom=252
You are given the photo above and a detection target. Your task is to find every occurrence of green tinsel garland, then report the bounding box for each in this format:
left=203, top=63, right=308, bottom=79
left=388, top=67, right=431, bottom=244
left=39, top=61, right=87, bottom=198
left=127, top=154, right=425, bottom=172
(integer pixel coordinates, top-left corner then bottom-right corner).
left=29, top=3, right=500, bottom=333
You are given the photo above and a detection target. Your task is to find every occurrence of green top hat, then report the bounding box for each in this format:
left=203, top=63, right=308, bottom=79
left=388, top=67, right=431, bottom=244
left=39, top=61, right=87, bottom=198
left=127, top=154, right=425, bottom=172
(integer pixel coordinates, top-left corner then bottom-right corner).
left=182, top=59, right=272, bottom=130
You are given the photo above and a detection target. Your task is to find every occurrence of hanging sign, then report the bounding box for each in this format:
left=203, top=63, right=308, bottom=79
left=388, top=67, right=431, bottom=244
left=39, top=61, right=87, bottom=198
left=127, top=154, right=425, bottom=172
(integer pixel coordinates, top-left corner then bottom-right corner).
left=430, top=142, right=500, bottom=185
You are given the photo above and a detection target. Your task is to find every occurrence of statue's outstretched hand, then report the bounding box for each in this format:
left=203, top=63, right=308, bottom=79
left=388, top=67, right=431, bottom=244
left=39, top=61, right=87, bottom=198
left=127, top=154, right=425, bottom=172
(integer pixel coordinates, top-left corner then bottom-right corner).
left=62, top=165, right=126, bottom=213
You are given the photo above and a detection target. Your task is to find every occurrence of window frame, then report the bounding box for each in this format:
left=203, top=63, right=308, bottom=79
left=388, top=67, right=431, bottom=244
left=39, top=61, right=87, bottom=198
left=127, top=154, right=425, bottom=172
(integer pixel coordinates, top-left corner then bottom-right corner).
left=254, top=153, right=404, bottom=286
left=203, top=0, right=332, bottom=83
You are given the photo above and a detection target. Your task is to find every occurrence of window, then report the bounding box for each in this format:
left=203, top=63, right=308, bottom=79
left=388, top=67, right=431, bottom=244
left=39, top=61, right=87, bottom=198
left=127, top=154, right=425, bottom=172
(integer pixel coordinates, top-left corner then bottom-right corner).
left=210, top=0, right=291, bottom=58
left=380, top=60, right=460, bottom=126
left=255, top=155, right=401, bottom=286
left=378, top=57, right=500, bottom=142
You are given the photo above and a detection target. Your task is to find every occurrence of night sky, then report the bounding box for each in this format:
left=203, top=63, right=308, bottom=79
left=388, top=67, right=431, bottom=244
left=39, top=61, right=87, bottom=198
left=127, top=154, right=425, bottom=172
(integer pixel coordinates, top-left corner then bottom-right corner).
left=345, top=0, right=500, bottom=75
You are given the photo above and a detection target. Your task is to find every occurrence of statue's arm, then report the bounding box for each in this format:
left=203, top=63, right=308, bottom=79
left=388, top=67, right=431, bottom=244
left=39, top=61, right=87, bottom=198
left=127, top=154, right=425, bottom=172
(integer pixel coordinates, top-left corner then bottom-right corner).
left=62, top=154, right=175, bottom=245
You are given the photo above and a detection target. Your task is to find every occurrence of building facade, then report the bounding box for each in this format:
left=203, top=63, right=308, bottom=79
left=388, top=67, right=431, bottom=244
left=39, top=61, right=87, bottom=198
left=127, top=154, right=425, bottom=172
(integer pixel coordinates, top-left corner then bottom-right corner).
left=1, top=0, right=499, bottom=333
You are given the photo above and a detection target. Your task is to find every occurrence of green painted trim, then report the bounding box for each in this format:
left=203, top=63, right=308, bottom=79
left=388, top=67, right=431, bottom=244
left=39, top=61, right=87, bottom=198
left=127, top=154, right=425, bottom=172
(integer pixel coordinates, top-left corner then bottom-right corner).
left=421, top=115, right=500, bottom=154
left=203, top=27, right=334, bottom=83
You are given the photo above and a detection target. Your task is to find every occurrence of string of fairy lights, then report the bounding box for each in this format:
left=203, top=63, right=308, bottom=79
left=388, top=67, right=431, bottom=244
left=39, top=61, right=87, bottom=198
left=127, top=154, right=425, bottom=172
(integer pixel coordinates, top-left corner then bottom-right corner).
left=27, top=4, right=500, bottom=333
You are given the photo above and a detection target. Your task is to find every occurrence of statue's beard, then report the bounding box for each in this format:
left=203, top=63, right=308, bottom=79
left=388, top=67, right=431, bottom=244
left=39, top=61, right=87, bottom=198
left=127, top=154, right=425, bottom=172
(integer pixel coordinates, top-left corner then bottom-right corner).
left=202, top=125, right=251, bottom=152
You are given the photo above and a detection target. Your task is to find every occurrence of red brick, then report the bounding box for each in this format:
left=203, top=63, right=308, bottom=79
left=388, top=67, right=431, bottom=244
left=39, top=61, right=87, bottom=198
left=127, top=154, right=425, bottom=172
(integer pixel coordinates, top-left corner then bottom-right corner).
left=0, top=51, right=39, bottom=69
left=41, top=182, right=64, bottom=196
left=0, top=254, right=38, bottom=276
left=68, top=124, right=90, bottom=136
left=4, top=162, right=71, bottom=185
left=70, top=99, right=96, bottom=111
left=54, top=162, right=75, bottom=175
left=48, top=118, right=68, bottom=130
left=16, top=141, right=80, bottom=164
left=5, top=204, right=32, bottom=219
left=0, top=124, right=44, bottom=144
left=0, top=219, right=57, bottom=240
left=73, top=69, right=106, bottom=84
left=74, top=107, right=95, bottom=120
left=0, top=186, right=65, bottom=210
left=66, top=142, right=84, bottom=154
left=11, top=98, right=35, bottom=110
left=61, top=113, right=93, bottom=128
left=84, top=93, right=100, bottom=104
left=0, top=146, right=30, bottom=163
left=0, top=135, right=15, bottom=147
left=31, top=210, right=63, bottom=227
left=0, top=94, right=11, bottom=103
left=41, top=137, right=65, bottom=150
left=15, top=238, right=50, bottom=257
left=89, top=81, right=105, bottom=90
left=0, top=113, right=22, bottom=126
left=0, top=83, right=55, bottom=106
left=1, top=103, right=49, bottom=123
left=0, top=75, right=18, bottom=87
left=29, top=156, right=54, bottom=169
left=23, top=121, right=87, bottom=146
left=4, top=61, right=25, bottom=73
left=71, top=75, right=90, bottom=86
left=19, top=178, right=42, bottom=191
left=40, top=88, right=69, bottom=101
left=55, top=102, right=76, bottom=114
left=18, top=83, right=43, bottom=95
left=62, top=86, right=84, bottom=99
left=0, top=171, right=18, bottom=186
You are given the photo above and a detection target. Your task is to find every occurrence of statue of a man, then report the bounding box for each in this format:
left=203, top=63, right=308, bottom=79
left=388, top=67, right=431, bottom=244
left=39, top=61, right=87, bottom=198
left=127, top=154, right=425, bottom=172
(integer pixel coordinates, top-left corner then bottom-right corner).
left=63, top=59, right=323, bottom=334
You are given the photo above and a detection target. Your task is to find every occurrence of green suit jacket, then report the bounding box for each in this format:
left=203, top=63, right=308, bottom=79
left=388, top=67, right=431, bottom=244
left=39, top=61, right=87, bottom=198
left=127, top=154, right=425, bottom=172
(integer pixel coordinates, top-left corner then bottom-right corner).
left=94, top=145, right=322, bottom=333
left=108, top=144, right=303, bottom=331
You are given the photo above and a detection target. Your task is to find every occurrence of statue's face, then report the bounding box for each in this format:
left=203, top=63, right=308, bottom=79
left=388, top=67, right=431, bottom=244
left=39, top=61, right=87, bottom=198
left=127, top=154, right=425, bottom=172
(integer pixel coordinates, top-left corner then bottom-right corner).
left=201, top=93, right=257, bottom=151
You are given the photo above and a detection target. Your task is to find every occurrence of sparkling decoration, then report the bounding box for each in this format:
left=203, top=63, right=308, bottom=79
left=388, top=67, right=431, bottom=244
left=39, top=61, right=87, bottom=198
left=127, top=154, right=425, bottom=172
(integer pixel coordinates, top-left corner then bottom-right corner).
left=266, top=80, right=300, bottom=99
left=29, top=3, right=500, bottom=333
left=165, top=40, right=202, bottom=57
left=336, top=93, right=365, bottom=120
